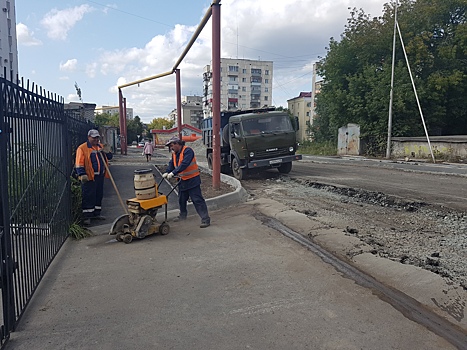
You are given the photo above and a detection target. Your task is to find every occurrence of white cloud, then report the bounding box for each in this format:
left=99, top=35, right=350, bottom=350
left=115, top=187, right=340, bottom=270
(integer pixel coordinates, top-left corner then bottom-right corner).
left=59, top=59, right=78, bottom=72
left=41, top=4, right=94, bottom=40
left=65, top=93, right=80, bottom=103
left=16, top=23, right=42, bottom=46
left=50, top=0, right=387, bottom=122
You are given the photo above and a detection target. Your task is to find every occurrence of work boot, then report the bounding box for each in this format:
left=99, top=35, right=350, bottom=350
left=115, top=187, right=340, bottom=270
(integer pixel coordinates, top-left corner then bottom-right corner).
left=92, top=215, right=106, bottom=221
left=200, top=221, right=210, bottom=228
left=172, top=216, right=186, bottom=222
left=82, top=218, right=91, bottom=226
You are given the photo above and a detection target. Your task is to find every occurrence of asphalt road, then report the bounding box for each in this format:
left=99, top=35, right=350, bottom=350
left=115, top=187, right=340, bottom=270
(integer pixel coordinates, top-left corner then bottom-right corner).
left=293, top=156, right=467, bottom=212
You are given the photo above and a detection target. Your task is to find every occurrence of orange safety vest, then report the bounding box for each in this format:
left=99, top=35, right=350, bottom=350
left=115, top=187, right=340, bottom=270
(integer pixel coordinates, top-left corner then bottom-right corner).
left=173, top=146, right=200, bottom=180
left=75, top=142, right=110, bottom=181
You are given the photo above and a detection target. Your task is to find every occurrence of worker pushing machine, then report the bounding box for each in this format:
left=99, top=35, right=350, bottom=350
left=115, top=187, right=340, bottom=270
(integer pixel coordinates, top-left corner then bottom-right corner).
left=163, top=136, right=211, bottom=228
left=75, top=129, right=113, bottom=226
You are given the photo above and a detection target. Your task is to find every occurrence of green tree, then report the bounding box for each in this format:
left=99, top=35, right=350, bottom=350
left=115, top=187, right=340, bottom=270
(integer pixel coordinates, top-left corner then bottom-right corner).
left=148, top=117, right=174, bottom=130
left=126, top=115, right=144, bottom=145
left=314, top=0, right=467, bottom=155
left=94, top=112, right=120, bottom=128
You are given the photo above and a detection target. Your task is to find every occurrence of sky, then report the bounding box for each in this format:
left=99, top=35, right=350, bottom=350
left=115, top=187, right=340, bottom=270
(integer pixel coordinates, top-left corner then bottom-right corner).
left=15, top=0, right=390, bottom=123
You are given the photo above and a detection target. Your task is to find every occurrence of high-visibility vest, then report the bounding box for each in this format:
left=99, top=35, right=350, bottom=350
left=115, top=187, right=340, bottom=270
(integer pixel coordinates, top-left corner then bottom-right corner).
left=173, top=146, right=200, bottom=180
left=75, top=142, right=110, bottom=180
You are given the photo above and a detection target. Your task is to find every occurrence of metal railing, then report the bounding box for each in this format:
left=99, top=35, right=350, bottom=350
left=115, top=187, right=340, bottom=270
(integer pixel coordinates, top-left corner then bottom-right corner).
left=0, top=74, right=92, bottom=346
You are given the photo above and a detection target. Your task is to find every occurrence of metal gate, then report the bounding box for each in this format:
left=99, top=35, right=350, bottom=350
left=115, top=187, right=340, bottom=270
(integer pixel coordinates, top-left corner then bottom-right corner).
left=0, top=74, right=91, bottom=345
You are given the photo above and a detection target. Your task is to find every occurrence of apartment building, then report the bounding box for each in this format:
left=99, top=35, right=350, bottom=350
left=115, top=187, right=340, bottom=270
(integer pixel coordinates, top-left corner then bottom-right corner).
left=0, top=0, right=18, bottom=80
left=168, top=95, right=203, bottom=129
left=203, top=58, right=273, bottom=117
left=95, top=105, right=134, bottom=120
left=288, top=92, right=312, bottom=142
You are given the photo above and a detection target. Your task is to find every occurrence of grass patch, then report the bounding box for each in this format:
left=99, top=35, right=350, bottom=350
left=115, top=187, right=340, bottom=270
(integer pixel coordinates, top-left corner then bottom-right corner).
left=69, top=221, right=92, bottom=240
left=298, top=140, right=336, bottom=156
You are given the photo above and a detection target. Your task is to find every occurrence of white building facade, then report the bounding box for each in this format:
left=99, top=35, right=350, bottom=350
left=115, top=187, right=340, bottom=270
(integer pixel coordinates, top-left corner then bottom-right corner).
left=203, top=58, right=273, bottom=117
left=168, top=95, right=203, bottom=129
left=95, top=105, right=134, bottom=120
left=0, top=0, right=19, bottom=80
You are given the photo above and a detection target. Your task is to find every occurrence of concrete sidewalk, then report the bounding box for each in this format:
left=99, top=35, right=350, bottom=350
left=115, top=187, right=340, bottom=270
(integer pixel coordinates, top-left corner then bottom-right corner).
left=3, top=152, right=464, bottom=349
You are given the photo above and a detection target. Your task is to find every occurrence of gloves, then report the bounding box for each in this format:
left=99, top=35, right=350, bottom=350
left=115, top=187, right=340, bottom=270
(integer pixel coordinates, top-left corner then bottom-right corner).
left=167, top=172, right=174, bottom=179
left=162, top=173, right=168, bottom=178
left=79, top=175, right=89, bottom=183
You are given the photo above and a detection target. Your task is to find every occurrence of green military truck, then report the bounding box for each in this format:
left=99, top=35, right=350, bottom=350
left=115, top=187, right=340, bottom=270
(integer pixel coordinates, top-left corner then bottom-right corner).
left=201, top=107, right=302, bottom=180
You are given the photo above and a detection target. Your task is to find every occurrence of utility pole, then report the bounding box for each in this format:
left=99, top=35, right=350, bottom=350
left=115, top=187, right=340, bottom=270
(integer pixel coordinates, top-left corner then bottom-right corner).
left=386, top=0, right=398, bottom=159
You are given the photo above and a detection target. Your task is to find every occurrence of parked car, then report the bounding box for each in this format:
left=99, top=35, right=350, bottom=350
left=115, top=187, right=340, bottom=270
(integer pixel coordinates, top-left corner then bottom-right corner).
left=138, top=142, right=145, bottom=148
left=131, top=141, right=137, bottom=146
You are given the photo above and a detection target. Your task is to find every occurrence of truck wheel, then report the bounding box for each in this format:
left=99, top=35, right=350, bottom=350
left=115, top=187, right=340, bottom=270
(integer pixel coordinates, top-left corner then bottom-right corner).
left=278, top=162, right=292, bottom=174
left=207, top=153, right=213, bottom=170
left=232, top=158, right=246, bottom=180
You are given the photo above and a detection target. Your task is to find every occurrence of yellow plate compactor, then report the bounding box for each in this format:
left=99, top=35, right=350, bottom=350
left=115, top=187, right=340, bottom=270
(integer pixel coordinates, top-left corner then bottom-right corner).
left=109, top=169, right=171, bottom=244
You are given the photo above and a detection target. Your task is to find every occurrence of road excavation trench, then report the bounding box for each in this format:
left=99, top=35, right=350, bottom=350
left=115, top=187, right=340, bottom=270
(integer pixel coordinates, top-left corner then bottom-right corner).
left=242, top=173, right=467, bottom=291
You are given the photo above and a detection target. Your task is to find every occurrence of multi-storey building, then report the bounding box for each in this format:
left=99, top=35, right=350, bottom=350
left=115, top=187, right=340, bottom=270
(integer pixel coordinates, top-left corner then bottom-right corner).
left=168, top=95, right=203, bottom=129
left=203, top=58, right=273, bottom=118
left=288, top=92, right=312, bottom=142
left=95, top=105, right=134, bottom=120
left=0, top=0, right=18, bottom=80
left=288, top=79, right=322, bottom=142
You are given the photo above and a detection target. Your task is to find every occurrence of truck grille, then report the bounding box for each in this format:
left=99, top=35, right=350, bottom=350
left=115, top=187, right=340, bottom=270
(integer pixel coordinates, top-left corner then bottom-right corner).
left=254, top=147, right=290, bottom=158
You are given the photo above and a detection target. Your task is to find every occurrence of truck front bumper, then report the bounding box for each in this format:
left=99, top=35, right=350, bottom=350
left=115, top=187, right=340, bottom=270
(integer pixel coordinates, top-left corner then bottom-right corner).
left=247, top=154, right=302, bottom=169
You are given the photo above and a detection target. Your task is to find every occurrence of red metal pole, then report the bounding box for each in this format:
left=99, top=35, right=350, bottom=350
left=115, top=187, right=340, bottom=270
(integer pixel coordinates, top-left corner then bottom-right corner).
left=211, top=0, right=221, bottom=190
left=118, top=89, right=125, bottom=155
left=123, top=97, right=128, bottom=155
left=175, top=69, right=182, bottom=140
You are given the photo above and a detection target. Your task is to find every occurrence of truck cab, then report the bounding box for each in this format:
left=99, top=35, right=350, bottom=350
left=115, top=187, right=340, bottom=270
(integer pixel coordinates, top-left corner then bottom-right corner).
left=202, top=107, right=302, bottom=180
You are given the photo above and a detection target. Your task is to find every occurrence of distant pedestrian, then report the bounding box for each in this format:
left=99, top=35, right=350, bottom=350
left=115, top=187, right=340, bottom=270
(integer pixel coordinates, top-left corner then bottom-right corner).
left=162, top=136, right=210, bottom=228
left=75, top=129, right=113, bottom=226
left=143, top=140, right=154, bottom=162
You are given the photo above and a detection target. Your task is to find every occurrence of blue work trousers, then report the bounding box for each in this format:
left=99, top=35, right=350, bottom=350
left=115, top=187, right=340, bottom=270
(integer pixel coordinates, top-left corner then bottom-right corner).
left=81, top=174, right=104, bottom=218
left=178, top=185, right=210, bottom=223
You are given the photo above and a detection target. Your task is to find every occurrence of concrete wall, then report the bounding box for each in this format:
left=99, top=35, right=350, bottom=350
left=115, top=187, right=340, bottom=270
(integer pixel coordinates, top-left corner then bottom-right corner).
left=391, top=136, right=467, bottom=161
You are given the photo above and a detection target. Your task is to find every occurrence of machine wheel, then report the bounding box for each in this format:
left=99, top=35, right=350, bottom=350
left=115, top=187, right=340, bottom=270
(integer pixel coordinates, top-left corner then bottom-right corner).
left=232, top=157, right=246, bottom=180
left=159, top=223, right=170, bottom=235
left=278, top=162, right=293, bottom=174
left=116, top=233, right=124, bottom=242
left=207, top=153, right=213, bottom=170
left=123, top=233, right=133, bottom=244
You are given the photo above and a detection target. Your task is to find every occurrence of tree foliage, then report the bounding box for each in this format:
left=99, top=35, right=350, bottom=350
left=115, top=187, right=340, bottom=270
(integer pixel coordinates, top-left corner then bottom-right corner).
left=313, top=0, right=467, bottom=155
left=148, top=117, right=174, bottom=130
left=127, top=116, right=144, bottom=144
left=94, top=112, right=120, bottom=128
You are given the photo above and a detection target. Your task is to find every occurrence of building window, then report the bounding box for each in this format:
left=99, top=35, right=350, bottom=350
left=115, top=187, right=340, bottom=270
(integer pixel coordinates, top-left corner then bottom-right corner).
left=229, top=65, right=239, bottom=72
left=251, top=68, right=261, bottom=74
left=265, top=79, right=269, bottom=84
left=265, top=70, right=269, bottom=75
left=242, top=69, right=247, bottom=74
left=242, top=78, right=246, bottom=82
left=306, top=111, right=310, bottom=116
left=242, top=86, right=246, bottom=91
left=264, top=96, right=268, bottom=101
left=265, top=87, right=269, bottom=92
left=229, top=76, right=237, bottom=82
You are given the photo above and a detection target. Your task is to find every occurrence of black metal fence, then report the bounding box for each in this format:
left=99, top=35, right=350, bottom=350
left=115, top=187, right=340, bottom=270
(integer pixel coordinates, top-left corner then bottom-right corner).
left=0, top=74, right=93, bottom=345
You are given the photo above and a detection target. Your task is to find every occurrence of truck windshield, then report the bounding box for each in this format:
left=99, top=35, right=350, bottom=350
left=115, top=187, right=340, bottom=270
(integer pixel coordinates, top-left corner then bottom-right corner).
left=242, top=115, right=293, bottom=136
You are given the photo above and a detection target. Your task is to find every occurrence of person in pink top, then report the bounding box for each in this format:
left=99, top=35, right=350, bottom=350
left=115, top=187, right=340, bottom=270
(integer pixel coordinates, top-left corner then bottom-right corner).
left=143, top=140, right=155, bottom=162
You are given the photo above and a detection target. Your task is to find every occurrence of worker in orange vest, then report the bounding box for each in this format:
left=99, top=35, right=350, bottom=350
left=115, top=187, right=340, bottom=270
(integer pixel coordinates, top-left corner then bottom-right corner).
left=75, top=129, right=113, bottom=226
left=162, top=136, right=210, bottom=228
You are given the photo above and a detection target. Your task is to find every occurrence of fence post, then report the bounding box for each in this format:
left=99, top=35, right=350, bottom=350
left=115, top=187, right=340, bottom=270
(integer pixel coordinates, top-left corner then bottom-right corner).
left=0, top=79, right=16, bottom=343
